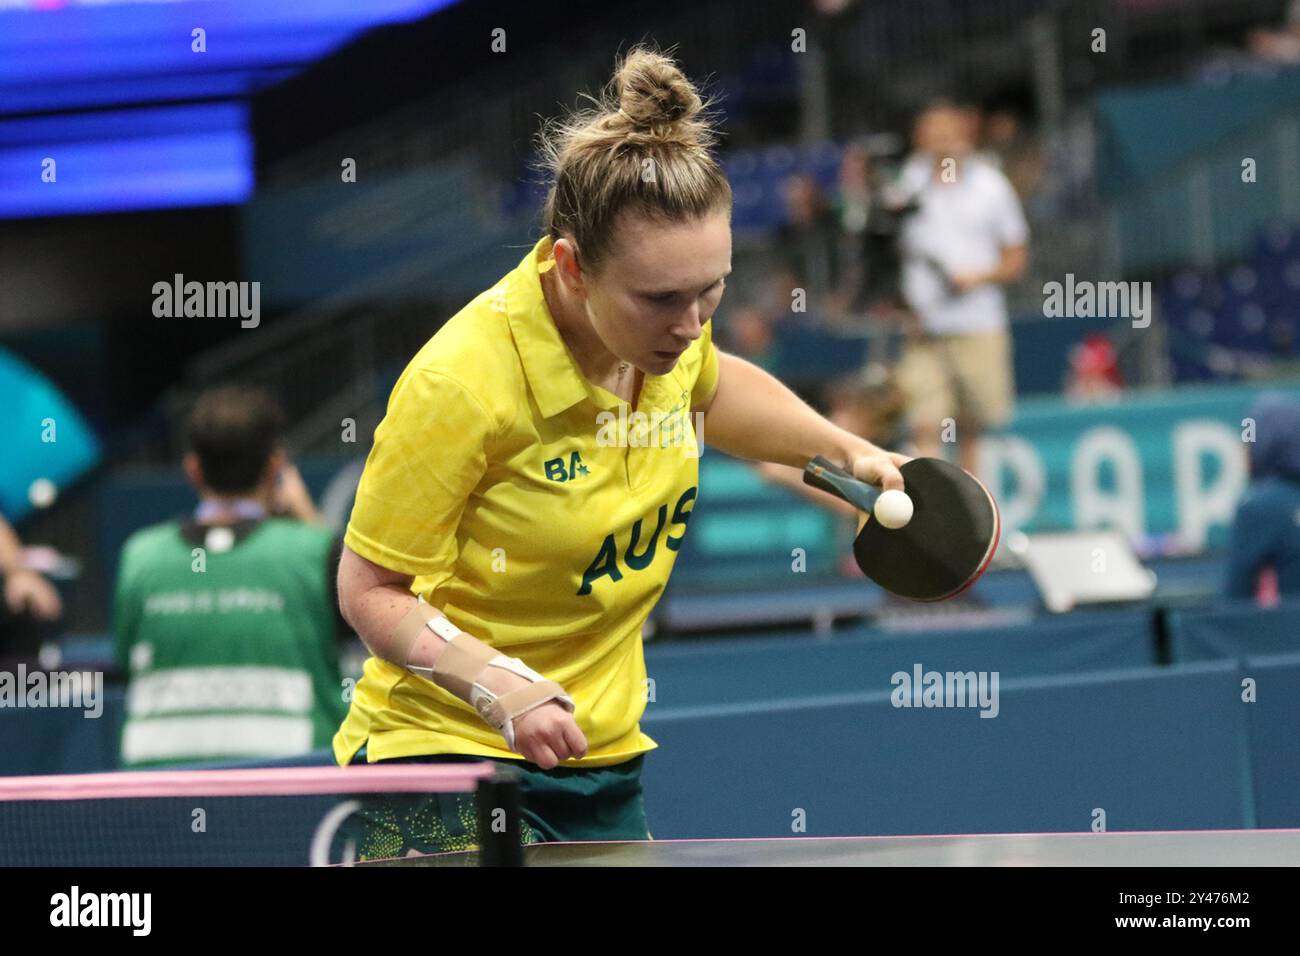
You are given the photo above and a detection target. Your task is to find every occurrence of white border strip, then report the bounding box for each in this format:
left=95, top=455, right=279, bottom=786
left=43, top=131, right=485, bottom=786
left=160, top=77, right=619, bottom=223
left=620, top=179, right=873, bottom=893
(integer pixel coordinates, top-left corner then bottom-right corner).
left=0, top=764, right=497, bottom=801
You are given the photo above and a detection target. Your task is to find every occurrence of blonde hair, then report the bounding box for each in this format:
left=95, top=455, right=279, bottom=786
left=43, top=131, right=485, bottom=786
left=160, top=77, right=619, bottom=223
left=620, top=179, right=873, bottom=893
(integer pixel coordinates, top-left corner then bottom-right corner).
left=538, top=46, right=732, bottom=274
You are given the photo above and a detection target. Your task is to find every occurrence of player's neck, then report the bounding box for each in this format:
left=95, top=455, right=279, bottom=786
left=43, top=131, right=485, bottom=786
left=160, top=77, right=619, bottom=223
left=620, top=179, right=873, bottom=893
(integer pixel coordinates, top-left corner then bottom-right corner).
left=541, top=267, right=625, bottom=384
left=195, top=492, right=270, bottom=525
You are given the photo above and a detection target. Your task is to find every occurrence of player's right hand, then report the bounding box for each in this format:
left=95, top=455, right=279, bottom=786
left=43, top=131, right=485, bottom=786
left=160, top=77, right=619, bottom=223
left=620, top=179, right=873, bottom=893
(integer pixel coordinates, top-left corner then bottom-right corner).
left=513, top=701, right=588, bottom=769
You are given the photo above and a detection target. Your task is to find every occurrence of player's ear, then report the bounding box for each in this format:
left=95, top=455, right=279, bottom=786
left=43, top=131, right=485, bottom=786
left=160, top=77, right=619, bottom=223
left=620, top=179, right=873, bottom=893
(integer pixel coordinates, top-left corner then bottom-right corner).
left=551, top=237, right=588, bottom=297
left=265, top=448, right=286, bottom=484
left=182, top=452, right=203, bottom=491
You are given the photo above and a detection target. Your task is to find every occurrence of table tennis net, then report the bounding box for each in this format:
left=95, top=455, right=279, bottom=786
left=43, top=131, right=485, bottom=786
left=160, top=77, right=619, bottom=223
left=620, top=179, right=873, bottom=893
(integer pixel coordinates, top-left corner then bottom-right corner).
left=0, top=764, right=500, bottom=866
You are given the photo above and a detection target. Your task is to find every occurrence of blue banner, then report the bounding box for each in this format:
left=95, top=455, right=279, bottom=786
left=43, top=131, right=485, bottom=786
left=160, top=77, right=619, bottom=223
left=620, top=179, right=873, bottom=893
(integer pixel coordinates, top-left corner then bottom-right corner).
left=983, top=381, right=1300, bottom=550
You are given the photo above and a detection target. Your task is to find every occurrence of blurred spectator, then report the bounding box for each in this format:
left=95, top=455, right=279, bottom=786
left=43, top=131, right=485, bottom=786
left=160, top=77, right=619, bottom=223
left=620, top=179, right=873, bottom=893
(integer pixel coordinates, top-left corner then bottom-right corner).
left=113, top=385, right=348, bottom=767
left=764, top=265, right=829, bottom=334
left=722, top=304, right=780, bottom=371
left=823, top=363, right=910, bottom=451
left=755, top=363, right=911, bottom=521
left=893, top=100, right=1029, bottom=477
left=776, top=172, right=846, bottom=323
left=836, top=142, right=874, bottom=236
left=832, top=141, right=908, bottom=317
left=1247, top=1, right=1300, bottom=65
left=1224, top=393, right=1300, bottom=602
left=975, top=90, right=1045, bottom=204
left=1065, top=334, right=1124, bottom=403
left=0, top=512, right=63, bottom=665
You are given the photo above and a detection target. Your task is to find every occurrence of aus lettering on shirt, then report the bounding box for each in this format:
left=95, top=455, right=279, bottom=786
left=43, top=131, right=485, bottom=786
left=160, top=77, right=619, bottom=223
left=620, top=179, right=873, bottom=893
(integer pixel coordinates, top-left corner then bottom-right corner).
left=577, top=487, right=697, bottom=595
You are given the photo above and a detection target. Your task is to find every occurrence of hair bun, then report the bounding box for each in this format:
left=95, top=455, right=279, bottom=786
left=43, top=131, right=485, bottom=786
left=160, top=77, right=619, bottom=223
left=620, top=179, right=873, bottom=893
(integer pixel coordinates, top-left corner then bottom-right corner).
left=535, top=44, right=730, bottom=272
left=614, top=47, right=703, bottom=132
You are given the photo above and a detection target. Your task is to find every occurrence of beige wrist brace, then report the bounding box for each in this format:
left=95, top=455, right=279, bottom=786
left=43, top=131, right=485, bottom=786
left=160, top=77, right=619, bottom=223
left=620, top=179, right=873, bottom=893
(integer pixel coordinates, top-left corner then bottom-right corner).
left=389, top=598, right=574, bottom=752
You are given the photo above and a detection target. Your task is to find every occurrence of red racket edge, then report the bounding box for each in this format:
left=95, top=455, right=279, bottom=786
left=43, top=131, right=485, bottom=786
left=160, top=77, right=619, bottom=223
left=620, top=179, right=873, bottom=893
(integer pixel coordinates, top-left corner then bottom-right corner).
left=913, top=472, right=1002, bottom=603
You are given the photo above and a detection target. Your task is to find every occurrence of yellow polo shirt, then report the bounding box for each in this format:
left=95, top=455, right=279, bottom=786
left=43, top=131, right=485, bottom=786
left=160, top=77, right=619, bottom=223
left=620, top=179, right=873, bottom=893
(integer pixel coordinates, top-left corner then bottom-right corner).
left=334, top=235, right=718, bottom=768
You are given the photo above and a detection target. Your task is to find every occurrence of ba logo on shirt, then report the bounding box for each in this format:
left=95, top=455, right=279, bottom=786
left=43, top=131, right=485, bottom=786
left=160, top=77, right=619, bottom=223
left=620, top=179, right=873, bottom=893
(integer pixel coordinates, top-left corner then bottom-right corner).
left=545, top=451, right=589, bottom=482
left=577, top=486, right=696, bottom=595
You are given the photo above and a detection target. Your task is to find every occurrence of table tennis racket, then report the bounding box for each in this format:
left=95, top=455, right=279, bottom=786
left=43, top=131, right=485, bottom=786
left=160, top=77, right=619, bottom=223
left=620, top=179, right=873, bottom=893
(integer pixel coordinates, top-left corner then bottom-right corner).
left=802, top=456, right=1000, bottom=601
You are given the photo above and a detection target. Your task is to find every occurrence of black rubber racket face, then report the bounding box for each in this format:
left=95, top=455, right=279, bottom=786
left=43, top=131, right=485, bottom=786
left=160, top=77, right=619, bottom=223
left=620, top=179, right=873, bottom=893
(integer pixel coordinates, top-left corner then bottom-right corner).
left=853, top=458, right=1000, bottom=601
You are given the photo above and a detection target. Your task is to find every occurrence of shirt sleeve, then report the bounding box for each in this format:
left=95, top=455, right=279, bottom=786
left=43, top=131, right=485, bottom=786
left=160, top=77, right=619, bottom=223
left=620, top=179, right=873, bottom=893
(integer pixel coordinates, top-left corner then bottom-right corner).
left=344, top=368, right=497, bottom=580
left=1223, top=490, right=1282, bottom=599
left=112, top=537, right=142, bottom=674
left=691, top=319, right=721, bottom=411
left=991, top=172, right=1029, bottom=248
left=324, top=534, right=351, bottom=643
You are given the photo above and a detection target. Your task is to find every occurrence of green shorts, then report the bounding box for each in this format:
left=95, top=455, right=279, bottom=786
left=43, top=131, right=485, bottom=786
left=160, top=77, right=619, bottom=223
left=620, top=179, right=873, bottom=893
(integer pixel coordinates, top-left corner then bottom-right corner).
left=344, top=753, right=650, bottom=860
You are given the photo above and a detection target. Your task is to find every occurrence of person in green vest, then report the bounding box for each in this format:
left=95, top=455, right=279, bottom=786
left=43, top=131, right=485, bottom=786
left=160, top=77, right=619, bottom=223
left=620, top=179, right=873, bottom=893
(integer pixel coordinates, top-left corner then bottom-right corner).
left=113, top=385, right=349, bottom=767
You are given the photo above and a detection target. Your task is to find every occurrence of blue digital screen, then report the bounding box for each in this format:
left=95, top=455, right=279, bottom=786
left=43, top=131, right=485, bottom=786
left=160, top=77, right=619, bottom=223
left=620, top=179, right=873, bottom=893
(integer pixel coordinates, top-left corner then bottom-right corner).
left=0, top=0, right=459, bottom=218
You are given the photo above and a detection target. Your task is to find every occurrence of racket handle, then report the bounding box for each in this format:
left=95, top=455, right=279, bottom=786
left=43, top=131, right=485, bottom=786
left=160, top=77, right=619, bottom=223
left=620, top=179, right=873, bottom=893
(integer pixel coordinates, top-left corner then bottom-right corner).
left=803, top=456, right=880, bottom=513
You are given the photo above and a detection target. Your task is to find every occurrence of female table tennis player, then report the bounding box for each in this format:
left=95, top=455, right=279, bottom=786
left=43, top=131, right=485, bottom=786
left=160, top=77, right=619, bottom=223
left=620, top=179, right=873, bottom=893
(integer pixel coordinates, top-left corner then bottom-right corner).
left=333, top=46, right=909, bottom=858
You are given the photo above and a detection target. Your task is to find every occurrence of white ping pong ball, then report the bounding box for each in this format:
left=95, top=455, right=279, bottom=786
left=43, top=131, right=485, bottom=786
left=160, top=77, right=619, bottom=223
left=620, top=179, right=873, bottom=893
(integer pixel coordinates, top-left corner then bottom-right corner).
left=873, top=489, right=913, bottom=529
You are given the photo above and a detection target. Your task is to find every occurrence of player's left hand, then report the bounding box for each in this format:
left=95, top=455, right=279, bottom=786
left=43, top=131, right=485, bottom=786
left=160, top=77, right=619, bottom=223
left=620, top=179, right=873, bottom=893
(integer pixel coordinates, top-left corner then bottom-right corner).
left=4, top=569, right=63, bottom=621
left=273, top=462, right=321, bottom=523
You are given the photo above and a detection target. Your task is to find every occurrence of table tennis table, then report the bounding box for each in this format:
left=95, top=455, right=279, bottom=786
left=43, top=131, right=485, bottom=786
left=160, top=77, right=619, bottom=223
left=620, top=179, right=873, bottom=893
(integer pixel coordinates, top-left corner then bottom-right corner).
left=363, top=828, right=1300, bottom=866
